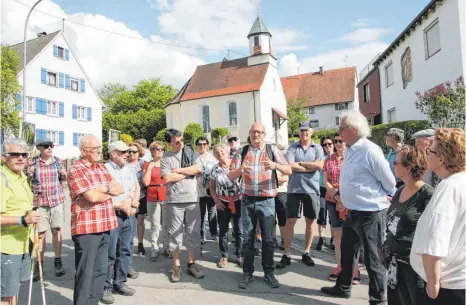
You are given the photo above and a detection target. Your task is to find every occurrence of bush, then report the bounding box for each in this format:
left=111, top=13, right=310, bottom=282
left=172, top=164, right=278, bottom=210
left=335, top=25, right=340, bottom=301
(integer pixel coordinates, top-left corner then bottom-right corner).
left=155, top=128, right=167, bottom=142
left=370, top=120, right=431, bottom=153
left=312, top=128, right=338, bottom=141
left=288, top=137, right=299, bottom=144
left=211, top=128, right=229, bottom=145
left=183, top=123, right=204, bottom=148
left=120, top=133, right=133, bottom=145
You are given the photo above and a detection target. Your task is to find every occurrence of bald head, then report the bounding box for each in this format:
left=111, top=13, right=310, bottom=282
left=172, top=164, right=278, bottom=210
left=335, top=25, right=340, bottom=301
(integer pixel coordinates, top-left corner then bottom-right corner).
left=79, top=135, right=102, bottom=163
left=249, top=122, right=266, bottom=148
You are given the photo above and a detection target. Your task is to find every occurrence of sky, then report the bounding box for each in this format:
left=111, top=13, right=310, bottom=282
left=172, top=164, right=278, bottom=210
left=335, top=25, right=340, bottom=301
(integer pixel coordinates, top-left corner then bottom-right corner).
left=2, top=0, right=431, bottom=91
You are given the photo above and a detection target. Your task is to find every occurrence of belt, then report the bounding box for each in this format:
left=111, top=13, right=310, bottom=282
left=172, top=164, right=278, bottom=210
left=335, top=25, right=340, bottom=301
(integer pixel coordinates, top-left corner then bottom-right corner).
left=149, top=184, right=165, bottom=187
left=243, top=195, right=272, bottom=200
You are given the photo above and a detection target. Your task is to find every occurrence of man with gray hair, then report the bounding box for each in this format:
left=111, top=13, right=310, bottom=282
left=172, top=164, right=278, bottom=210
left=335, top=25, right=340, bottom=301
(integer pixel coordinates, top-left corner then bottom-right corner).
left=411, top=129, right=440, bottom=187
left=135, top=139, right=152, bottom=162
left=321, top=111, right=396, bottom=304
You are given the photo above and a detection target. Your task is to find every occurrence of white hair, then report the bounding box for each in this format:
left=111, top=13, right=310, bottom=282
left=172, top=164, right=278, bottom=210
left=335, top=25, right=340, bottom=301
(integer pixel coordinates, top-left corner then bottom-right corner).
left=340, top=111, right=371, bottom=138
left=2, top=138, right=28, bottom=153
left=78, top=135, right=96, bottom=149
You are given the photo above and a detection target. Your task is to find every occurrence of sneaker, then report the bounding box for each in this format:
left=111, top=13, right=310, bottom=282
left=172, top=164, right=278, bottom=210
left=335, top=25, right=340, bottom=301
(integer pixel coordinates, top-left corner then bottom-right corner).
left=275, top=254, right=291, bottom=269
left=170, top=266, right=181, bottom=283
left=329, top=237, right=335, bottom=251
left=163, top=249, right=173, bottom=259
left=187, top=263, right=204, bottom=279
left=33, top=261, right=41, bottom=282
left=127, top=268, right=139, bottom=279
left=264, top=273, right=280, bottom=288
left=217, top=257, right=228, bottom=268
left=302, top=253, right=315, bottom=266
left=316, top=237, right=324, bottom=251
left=54, top=258, right=66, bottom=277
left=328, top=266, right=342, bottom=281
left=321, top=285, right=351, bottom=299
left=100, top=288, right=115, bottom=304
left=237, top=256, right=244, bottom=267
left=352, top=268, right=362, bottom=285
left=149, top=249, right=159, bottom=262
left=137, top=243, right=146, bottom=255
left=278, top=239, right=285, bottom=251
left=238, top=274, right=253, bottom=289
left=114, top=284, right=136, bottom=296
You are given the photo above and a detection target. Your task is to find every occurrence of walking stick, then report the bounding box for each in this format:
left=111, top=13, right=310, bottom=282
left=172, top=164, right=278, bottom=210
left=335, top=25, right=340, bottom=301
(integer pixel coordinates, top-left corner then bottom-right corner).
left=27, top=231, right=37, bottom=305
left=34, top=226, right=47, bottom=305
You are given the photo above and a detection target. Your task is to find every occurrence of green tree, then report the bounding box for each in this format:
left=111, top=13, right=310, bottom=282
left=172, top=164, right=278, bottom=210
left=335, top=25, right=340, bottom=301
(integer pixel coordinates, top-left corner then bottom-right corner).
left=155, top=128, right=167, bottom=142
left=98, top=82, right=127, bottom=111
left=211, top=127, right=229, bottom=144
left=1, top=46, right=21, bottom=138
left=287, top=98, right=308, bottom=137
left=120, top=133, right=134, bottom=145
left=183, top=123, right=204, bottom=148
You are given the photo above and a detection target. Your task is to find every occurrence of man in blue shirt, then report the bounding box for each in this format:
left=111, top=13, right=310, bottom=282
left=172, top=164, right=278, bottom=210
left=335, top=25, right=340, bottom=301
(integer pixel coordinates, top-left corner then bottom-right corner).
left=321, top=111, right=396, bottom=304
left=276, top=122, right=324, bottom=269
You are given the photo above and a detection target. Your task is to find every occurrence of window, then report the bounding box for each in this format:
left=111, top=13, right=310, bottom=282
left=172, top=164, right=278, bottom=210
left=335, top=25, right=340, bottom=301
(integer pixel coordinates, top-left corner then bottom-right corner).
left=335, top=102, right=349, bottom=111
left=25, top=96, right=35, bottom=113
left=309, top=120, right=319, bottom=128
left=57, top=47, right=64, bottom=59
left=228, top=102, right=238, bottom=126
left=388, top=107, right=396, bottom=123
left=385, top=62, right=394, bottom=87
left=48, top=131, right=58, bottom=144
left=254, top=36, right=259, bottom=47
left=424, top=20, right=441, bottom=59
left=71, top=79, right=79, bottom=92
left=77, top=106, right=86, bottom=120
left=47, top=72, right=57, bottom=86
left=308, top=107, right=315, bottom=114
left=335, top=117, right=340, bottom=126
left=201, top=105, right=210, bottom=132
left=47, top=100, right=58, bottom=116
left=363, top=83, right=370, bottom=103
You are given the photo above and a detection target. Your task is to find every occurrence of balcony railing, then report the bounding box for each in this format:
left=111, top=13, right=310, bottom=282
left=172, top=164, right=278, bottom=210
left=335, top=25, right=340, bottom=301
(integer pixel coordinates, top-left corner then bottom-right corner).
left=359, top=53, right=381, bottom=80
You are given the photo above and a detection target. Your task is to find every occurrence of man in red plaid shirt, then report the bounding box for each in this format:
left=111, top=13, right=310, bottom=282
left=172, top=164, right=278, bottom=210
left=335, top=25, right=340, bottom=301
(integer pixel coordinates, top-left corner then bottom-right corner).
left=26, top=138, right=68, bottom=281
left=67, top=135, right=123, bottom=305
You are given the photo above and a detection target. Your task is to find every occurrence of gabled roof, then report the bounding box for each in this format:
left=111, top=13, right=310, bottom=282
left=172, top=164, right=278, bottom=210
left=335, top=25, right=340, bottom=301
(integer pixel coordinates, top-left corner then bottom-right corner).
left=179, top=57, right=269, bottom=102
left=281, top=67, right=357, bottom=107
left=248, top=16, right=272, bottom=38
left=10, top=31, right=61, bottom=71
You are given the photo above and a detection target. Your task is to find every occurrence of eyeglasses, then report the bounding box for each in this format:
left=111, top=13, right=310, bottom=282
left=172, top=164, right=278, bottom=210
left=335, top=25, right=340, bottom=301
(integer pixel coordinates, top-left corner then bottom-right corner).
left=128, top=151, right=138, bottom=154
left=152, top=148, right=164, bottom=152
left=394, top=161, right=401, bottom=165
left=197, top=143, right=208, bottom=146
left=426, top=148, right=437, bottom=155
left=250, top=130, right=265, bottom=135
left=83, top=146, right=102, bottom=153
left=322, top=143, right=333, bottom=147
left=172, top=139, right=184, bottom=145
left=338, top=126, right=350, bottom=132
left=116, top=150, right=129, bottom=154
left=334, top=140, right=343, bottom=144
left=40, top=144, right=54, bottom=149
left=228, top=137, right=238, bottom=143
left=3, top=152, right=29, bottom=158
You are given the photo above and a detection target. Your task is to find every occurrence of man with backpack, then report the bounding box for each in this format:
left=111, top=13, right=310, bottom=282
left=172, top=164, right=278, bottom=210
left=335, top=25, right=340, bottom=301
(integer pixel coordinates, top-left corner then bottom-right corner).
left=229, top=122, right=291, bottom=289
left=26, top=138, right=67, bottom=281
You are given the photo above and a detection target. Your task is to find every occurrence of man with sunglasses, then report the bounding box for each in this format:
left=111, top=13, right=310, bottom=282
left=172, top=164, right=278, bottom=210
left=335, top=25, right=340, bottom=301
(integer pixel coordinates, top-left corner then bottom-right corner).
left=26, top=138, right=67, bottom=281
left=226, top=132, right=241, bottom=159
left=1, top=138, right=41, bottom=305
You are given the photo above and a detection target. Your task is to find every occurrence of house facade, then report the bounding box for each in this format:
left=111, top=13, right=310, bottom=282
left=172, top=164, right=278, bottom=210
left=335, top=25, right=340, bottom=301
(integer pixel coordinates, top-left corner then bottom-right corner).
left=281, top=67, right=358, bottom=130
left=357, top=55, right=382, bottom=125
left=374, top=0, right=465, bottom=124
left=165, top=16, right=289, bottom=145
left=12, top=31, right=104, bottom=158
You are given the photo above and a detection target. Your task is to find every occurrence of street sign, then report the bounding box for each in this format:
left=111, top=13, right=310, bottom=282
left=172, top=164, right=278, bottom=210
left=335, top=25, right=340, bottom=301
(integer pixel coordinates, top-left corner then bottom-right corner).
left=108, top=129, right=121, bottom=143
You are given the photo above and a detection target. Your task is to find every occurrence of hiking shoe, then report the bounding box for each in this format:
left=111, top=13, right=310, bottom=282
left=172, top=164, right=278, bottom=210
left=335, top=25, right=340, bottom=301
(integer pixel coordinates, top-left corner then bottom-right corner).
left=149, top=249, right=159, bottom=262
left=264, top=273, right=280, bottom=288
left=163, top=249, right=173, bottom=259
left=170, top=266, right=181, bottom=283
left=217, top=257, right=228, bottom=268
left=238, top=274, right=253, bottom=289
left=321, top=285, right=351, bottom=299
left=54, top=258, right=66, bottom=277
left=302, top=253, right=315, bottom=266
left=278, top=239, right=285, bottom=251
left=100, top=288, right=115, bottom=304
left=127, top=268, right=139, bottom=279
left=352, top=268, right=362, bottom=285
left=328, top=266, right=342, bottom=281
left=187, top=264, right=204, bottom=279
left=316, top=237, right=324, bottom=251
left=137, top=243, right=146, bottom=255
left=33, top=262, right=42, bottom=282
left=329, top=237, right=335, bottom=251
left=276, top=254, right=291, bottom=269
left=237, top=256, right=244, bottom=267
left=114, top=284, right=135, bottom=296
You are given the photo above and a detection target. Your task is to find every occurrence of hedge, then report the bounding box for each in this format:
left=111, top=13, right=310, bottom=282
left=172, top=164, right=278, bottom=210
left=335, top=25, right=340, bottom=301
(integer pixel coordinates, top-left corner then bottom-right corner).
left=370, top=120, right=430, bottom=153
left=211, top=128, right=229, bottom=145
left=183, top=123, right=204, bottom=148
left=154, top=127, right=170, bottom=150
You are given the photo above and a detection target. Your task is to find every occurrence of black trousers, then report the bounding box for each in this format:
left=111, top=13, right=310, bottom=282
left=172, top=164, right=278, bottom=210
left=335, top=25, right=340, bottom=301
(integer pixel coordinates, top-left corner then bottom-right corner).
left=426, top=287, right=465, bottom=305
left=388, top=261, right=426, bottom=305
left=200, top=196, right=218, bottom=238
left=336, top=210, right=387, bottom=305
left=72, top=232, right=110, bottom=305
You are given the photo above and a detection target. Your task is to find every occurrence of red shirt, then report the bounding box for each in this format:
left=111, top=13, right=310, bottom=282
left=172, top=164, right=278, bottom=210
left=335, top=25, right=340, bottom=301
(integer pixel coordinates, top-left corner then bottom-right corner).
left=67, top=159, right=118, bottom=236
left=27, top=157, right=65, bottom=208
left=323, top=154, right=343, bottom=203
left=142, top=163, right=167, bottom=202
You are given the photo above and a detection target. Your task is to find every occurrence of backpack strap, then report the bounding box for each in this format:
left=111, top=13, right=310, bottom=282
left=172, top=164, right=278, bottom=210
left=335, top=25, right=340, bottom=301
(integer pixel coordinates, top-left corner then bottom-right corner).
left=240, top=145, right=250, bottom=165
left=266, top=144, right=279, bottom=188
left=0, top=172, right=9, bottom=189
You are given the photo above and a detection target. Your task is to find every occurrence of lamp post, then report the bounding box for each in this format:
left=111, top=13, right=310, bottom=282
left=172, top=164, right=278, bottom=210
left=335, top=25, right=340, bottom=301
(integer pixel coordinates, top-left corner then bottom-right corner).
left=19, top=0, right=43, bottom=138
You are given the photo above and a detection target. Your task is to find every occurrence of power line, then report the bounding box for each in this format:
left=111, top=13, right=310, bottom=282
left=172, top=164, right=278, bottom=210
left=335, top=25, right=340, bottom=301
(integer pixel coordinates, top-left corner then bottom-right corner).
left=10, top=0, right=248, bottom=56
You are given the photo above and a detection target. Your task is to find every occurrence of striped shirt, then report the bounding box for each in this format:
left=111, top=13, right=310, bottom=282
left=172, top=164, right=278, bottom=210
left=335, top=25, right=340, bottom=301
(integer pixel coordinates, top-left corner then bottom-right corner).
left=323, top=154, right=343, bottom=203
left=27, top=157, right=65, bottom=208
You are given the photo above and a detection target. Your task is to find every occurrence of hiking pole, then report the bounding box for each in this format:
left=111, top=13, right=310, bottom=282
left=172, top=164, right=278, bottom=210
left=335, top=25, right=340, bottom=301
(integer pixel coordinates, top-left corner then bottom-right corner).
left=27, top=207, right=39, bottom=305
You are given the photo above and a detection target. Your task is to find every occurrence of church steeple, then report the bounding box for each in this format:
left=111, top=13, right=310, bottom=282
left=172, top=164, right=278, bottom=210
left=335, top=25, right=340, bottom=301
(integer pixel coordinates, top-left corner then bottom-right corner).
left=247, top=10, right=272, bottom=56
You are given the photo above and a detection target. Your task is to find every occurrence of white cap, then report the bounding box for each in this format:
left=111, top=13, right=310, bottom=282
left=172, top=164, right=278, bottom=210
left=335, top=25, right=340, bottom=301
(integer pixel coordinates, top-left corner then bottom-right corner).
left=108, top=141, right=129, bottom=153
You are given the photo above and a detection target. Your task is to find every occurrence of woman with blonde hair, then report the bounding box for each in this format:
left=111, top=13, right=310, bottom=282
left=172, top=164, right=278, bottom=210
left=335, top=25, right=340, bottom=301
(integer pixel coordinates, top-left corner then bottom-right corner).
left=411, top=128, right=465, bottom=305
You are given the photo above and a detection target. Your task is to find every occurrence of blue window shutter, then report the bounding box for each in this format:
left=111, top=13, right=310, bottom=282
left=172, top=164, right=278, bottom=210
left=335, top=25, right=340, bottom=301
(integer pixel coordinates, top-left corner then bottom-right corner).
left=59, top=102, right=64, bottom=117
left=35, top=129, right=41, bottom=140
left=42, top=99, right=48, bottom=115
left=15, top=93, right=22, bottom=110
left=87, top=107, right=92, bottom=121
left=41, top=68, right=47, bottom=84
left=53, top=44, right=58, bottom=57
left=80, top=79, right=85, bottom=93
left=36, top=98, right=42, bottom=114
left=59, top=73, right=64, bottom=88
left=72, top=104, right=77, bottom=119
left=15, top=93, right=22, bottom=101
left=65, top=49, right=70, bottom=61
left=73, top=133, right=78, bottom=146
left=59, top=131, right=64, bottom=145
left=65, top=74, right=70, bottom=89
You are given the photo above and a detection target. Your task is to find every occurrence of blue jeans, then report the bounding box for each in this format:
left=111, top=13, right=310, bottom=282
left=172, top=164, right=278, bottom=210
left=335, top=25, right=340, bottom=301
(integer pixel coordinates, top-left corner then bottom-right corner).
left=242, top=195, right=275, bottom=275
left=218, top=199, right=243, bottom=258
left=105, top=213, right=132, bottom=290
left=128, top=215, right=137, bottom=269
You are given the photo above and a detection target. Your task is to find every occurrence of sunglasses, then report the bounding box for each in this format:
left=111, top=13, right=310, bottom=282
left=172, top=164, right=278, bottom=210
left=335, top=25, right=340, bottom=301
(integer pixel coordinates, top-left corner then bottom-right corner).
left=322, top=143, right=333, bottom=147
left=172, top=139, right=184, bottom=145
left=117, top=150, right=129, bottom=154
left=228, top=137, right=238, bottom=143
left=40, top=144, right=54, bottom=149
left=334, top=140, right=343, bottom=144
left=128, top=150, right=138, bottom=154
left=152, top=148, right=164, bottom=152
left=197, top=143, right=208, bottom=146
left=4, top=152, right=29, bottom=158
left=426, top=148, right=437, bottom=155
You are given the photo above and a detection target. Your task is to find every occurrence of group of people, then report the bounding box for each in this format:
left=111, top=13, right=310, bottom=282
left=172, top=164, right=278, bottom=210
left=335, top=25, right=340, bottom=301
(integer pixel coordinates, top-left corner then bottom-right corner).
left=0, top=110, right=464, bottom=305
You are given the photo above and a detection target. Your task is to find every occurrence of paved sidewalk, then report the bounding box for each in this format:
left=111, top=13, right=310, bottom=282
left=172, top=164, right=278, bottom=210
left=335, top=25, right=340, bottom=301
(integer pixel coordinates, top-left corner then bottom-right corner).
left=20, top=190, right=370, bottom=305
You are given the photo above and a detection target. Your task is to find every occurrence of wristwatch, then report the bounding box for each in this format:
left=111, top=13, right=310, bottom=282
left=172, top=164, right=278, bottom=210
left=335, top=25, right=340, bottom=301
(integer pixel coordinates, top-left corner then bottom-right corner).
left=21, top=213, right=29, bottom=227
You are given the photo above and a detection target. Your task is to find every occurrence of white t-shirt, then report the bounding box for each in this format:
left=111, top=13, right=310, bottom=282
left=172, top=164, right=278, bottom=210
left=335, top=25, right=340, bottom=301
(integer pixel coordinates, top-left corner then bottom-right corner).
left=410, top=172, right=466, bottom=289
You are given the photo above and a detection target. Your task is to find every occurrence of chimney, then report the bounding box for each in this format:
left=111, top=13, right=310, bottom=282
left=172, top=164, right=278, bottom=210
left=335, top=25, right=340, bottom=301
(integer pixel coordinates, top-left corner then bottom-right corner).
left=319, top=66, right=323, bottom=75
left=37, top=32, right=47, bottom=37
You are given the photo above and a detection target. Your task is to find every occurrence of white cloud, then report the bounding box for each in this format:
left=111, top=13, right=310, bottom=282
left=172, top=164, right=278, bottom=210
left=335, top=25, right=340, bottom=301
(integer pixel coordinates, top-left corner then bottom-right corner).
left=351, top=18, right=370, bottom=28
left=341, top=28, right=388, bottom=45
left=146, top=0, right=170, bottom=10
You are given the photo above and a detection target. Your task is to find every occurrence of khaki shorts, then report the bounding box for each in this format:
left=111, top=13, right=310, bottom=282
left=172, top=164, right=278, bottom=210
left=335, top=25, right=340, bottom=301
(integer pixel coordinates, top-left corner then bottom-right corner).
left=167, top=202, right=201, bottom=252
left=38, top=205, right=64, bottom=233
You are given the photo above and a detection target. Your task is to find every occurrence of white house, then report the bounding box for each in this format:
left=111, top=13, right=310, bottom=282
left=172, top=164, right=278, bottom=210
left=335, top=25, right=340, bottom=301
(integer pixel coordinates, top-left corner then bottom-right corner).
left=12, top=31, right=104, bottom=158
left=374, top=0, right=465, bottom=124
left=165, top=16, right=289, bottom=145
left=281, top=67, right=359, bottom=130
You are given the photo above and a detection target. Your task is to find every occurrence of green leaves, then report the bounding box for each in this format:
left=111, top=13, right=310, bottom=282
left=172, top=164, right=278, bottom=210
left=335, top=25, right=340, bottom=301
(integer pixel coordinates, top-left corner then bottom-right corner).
left=287, top=98, right=309, bottom=137
left=183, top=123, right=204, bottom=148
left=211, top=128, right=229, bottom=144
left=1, top=46, right=21, bottom=138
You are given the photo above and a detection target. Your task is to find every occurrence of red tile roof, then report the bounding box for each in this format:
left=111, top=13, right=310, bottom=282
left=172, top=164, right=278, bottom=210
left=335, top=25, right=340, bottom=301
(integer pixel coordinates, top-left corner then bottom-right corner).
left=281, top=67, right=357, bottom=107
left=180, top=57, right=268, bottom=102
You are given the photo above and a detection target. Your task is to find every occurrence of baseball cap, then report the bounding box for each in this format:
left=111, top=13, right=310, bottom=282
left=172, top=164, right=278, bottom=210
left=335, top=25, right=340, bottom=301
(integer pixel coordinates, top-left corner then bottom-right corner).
left=299, top=122, right=311, bottom=130
left=108, top=141, right=129, bottom=153
left=411, top=129, right=435, bottom=139
left=36, top=138, right=54, bottom=147
left=227, top=132, right=238, bottom=140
